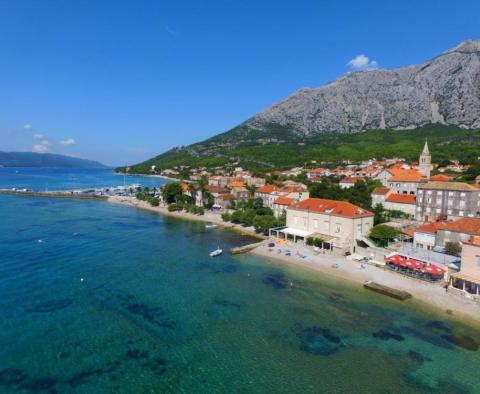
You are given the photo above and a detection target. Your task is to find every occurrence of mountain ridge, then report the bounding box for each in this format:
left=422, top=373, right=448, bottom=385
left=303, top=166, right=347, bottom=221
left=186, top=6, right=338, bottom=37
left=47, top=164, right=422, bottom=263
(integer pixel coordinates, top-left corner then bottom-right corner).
left=0, top=152, right=108, bottom=168
left=124, top=40, right=480, bottom=173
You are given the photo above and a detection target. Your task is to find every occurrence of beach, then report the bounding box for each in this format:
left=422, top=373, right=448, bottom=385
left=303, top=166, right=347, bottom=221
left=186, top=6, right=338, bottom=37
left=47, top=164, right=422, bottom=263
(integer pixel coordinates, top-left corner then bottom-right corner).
left=108, top=195, right=265, bottom=239
left=252, top=241, right=480, bottom=326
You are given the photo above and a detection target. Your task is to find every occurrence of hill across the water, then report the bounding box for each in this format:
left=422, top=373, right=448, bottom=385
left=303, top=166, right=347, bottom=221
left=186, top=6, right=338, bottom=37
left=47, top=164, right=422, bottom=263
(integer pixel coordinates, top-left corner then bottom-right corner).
left=0, top=152, right=108, bottom=168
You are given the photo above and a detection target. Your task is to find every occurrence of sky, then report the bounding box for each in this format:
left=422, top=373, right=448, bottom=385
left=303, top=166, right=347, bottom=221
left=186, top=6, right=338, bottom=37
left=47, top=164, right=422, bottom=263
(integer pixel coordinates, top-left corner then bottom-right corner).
left=0, top=0, right=479, bottom=166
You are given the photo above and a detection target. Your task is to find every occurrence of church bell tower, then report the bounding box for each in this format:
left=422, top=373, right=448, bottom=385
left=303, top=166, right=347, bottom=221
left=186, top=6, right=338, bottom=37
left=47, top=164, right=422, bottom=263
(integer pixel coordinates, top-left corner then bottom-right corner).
left=419, top=140, right=431, bottom=179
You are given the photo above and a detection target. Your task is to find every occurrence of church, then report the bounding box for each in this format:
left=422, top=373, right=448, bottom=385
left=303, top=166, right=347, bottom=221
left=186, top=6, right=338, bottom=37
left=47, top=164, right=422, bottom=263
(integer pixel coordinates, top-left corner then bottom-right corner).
left=378, top=141, right=431, bottom=196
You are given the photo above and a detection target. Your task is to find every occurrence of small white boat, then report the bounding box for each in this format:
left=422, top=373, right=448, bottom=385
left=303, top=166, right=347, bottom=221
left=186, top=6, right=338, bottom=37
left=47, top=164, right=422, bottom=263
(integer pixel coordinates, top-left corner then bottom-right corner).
left=205, top=223, right=217, bottom=229
left=209, top=247, right=223, bottom=257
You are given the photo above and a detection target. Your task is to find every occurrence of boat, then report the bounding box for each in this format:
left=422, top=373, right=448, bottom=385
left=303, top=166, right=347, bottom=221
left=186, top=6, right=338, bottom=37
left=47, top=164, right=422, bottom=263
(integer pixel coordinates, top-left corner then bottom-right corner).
left=209, top=247, right=223, bottom=257
left=205, top=223, right=217, bottom=229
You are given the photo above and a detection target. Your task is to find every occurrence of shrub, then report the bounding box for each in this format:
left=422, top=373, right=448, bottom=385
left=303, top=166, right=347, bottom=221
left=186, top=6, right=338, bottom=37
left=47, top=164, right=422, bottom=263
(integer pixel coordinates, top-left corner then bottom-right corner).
left=221, top=212, right=231, bottom=222
left=369, top=225, right=400, bottom=247
left=445, top=241, right=462, bottom=256
left=148, top=197, right=160, bottom=207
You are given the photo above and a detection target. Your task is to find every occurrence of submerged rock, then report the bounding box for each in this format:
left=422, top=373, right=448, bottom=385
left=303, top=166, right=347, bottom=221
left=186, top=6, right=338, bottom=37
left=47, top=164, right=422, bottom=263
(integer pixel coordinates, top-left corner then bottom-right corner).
left=372, top=329, right=405, bottom=342
left=442, top=335, right=479, bottom=351
left=24, top=298, right=72, bottom=313
left=298, top=326, right=343, bottom=356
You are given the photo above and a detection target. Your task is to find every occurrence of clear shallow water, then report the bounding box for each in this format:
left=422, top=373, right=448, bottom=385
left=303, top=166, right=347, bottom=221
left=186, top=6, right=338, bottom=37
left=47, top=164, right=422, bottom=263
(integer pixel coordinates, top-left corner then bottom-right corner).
left=0, top=177, right=480, bottom=393
left=0, top=168, right=165, bottom=191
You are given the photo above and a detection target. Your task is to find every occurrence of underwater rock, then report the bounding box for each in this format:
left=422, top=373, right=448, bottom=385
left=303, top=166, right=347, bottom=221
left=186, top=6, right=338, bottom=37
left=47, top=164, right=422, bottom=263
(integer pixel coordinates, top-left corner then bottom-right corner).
left=372, top=329, right=405, bottom=342
left=425, top=320, right=452, bottom=334
left=441, top=335, right=479, bottom=351
left=262, top=272, right=294, bottom=290
left=298, top=326, right=343, bottom=356
left=0, top=368, right=27, bottom=387
left=24, top=298, right=72, bottom=313
left=407, top=350, right=431, bottom=364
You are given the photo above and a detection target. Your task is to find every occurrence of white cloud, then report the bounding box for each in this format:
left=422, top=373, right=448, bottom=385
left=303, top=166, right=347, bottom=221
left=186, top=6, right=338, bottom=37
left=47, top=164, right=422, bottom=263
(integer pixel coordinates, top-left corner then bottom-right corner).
left=347, top=54, right=378, bottom=71
left=31, top=138, right=51, bottom=153
left=60, top=138, right=76, bottom=145
left=32, top=144, right=50, bottom=153
left=33, top=133, right=44, bottom=139
left=24, top=123, right=32, bottom=129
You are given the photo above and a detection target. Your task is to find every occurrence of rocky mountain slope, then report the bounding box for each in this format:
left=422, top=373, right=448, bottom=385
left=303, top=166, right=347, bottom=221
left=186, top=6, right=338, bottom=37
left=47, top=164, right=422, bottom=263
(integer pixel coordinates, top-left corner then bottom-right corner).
left=124, top=40, right=480, bottom=173
left=246, top=40, right=480, bottom=135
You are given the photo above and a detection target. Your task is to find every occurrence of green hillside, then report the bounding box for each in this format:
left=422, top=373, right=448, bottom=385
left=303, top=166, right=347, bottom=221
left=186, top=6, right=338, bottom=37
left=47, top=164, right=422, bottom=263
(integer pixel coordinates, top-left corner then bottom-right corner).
left=120, top=124, right=480, bottom=174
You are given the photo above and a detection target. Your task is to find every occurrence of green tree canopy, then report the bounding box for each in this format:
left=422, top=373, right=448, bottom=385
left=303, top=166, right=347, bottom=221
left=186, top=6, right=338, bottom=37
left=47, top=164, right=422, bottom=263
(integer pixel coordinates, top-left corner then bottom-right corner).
left=369, top=225, right=400, bottom=247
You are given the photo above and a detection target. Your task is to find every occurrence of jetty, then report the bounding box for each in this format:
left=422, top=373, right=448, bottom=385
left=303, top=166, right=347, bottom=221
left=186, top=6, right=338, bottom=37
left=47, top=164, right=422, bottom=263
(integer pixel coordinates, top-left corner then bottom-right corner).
left=363, top=281, right=412, bottom=301
left=230, top=240, right=267, bottom=255
left=0, top=189, right=108, bottom=200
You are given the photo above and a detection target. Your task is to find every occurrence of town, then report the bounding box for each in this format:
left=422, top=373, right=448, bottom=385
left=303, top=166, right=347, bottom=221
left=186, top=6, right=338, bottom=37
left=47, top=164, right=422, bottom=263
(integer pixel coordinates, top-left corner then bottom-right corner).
left=122, top=141, right=480, bottom=302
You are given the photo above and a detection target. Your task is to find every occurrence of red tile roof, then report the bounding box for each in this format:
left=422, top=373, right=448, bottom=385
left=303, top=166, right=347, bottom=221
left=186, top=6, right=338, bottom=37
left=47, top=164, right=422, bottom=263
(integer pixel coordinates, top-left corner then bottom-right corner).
left=280, top=186, right=306, bottom=193
left=388, top=168, right=423, bottom=182
left=208, top=185, right=229, bottom=194
left=255, top=184, right=279, bottom=194
left=431, top=174, right=453, bottom=182
left=221, top=194, right=235, bottom=201
left=439, top=218, right=480, bottom=236
left=415, top=221, right=449, bottom=234
left=341, top=176, right=364, bottom=184
left=274, top=197, right=295, bottom=206
left=372, top=187, right=390, bottom=195
left=385, top=194, right=416, bottom=205
left=289, top=198, right=373, bottom=219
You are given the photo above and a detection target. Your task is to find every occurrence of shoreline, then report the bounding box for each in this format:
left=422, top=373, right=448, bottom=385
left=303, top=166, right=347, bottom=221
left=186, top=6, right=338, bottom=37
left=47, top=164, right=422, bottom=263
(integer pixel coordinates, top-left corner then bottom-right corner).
left=107, top=195, right=265, bottom=240
left=113, top=172, right=178, bottom=182
left=251, top=243, right=480, bottom=328
left=107, top=195, right=480, bottom=327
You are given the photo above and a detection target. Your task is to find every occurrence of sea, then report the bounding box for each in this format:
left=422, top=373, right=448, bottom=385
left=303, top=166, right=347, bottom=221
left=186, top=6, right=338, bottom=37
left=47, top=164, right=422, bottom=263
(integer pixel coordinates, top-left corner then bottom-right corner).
left=0, top=168, right=479, bottom=393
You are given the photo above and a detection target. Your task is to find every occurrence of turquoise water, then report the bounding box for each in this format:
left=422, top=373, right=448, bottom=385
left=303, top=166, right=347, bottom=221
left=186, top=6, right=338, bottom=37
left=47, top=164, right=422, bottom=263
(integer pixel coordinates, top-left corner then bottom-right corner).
left=1, top=177, right=480, bottom=392
left=0, top=168, right=165, bottom=191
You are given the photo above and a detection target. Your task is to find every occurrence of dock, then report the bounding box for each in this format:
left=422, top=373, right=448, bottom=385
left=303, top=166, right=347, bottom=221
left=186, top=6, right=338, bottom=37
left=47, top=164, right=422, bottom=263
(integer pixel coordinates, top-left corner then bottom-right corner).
left=230, top=241, right=266, bottom=255
left=0, top=189, right=108, bottom=200
left=363, top=281, right=412, bottom=301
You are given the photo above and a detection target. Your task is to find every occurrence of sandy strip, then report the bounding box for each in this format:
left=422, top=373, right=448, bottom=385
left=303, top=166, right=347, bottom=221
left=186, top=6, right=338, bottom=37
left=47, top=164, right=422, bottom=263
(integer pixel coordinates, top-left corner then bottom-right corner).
left=108, top=196, right=264, bottom=239
left=251, top=242, right=480, bottom=327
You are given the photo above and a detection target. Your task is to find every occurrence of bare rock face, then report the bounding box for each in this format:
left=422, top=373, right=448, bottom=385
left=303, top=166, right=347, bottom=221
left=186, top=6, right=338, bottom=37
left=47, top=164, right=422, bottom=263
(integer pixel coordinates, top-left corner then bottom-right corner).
left=245, top=40, right=480, bottom=135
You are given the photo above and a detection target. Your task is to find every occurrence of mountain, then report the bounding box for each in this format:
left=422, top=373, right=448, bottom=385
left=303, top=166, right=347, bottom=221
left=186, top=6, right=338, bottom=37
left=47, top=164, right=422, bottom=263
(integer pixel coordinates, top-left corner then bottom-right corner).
left=124, top=40, right=480, bottom=173
left=0, top=152, right=108, bottom=168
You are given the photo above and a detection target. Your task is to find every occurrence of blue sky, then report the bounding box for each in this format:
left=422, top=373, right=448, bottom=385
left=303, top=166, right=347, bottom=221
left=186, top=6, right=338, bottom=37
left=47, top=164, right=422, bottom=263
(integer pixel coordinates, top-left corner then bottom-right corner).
left=0, top=0, right=478, bottom=166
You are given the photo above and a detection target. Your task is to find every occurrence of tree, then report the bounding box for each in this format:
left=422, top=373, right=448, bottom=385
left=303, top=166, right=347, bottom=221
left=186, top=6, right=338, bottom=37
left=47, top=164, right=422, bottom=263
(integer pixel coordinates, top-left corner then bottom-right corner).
left=445, top=241, right=462, bottom=256
left=373, top=203, right=387, bottom=225
left=345, top=180, right=372, bottom=209
left=231, top=210, right=243, bottom=223
left=253, top=215, right=276, bottom=234
left=221, top=212, right=231, bottom=222
left=275, top=211, right=287, bottom=227
left=241, top=208, right=256, bottom=226
left=162, top=183, right=184, bottom=204
left=369, top=225, right=400, bottom=247
left=253, top=197, right=264, bottom=210
left=246, top=184, right=257, bottom=198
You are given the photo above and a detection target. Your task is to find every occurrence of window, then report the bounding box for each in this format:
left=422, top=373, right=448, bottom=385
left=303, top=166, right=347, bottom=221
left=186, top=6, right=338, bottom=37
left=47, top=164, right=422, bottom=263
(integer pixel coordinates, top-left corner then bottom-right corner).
left=324, top=221, right=329, bottom=231
left=476, top=256, right=480, bottom=268
left=436, top=208, right=441, bottom=213
left=459, top=211, right=464, bottom=216
left=313, top=219, right=318, bottom=229
left=357, top=224, right=362, bottom=234
left=335, top=224, right=341, bottom=233
left=294, top=216, right=298, bottom=225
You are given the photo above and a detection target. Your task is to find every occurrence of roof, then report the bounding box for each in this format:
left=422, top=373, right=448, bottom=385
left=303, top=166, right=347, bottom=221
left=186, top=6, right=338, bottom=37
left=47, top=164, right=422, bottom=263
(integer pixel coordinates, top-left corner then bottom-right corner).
left=280, top=186, right=306, bottom=193
left=439, top=218, right=480, bottom=236
left=273, top=197, right=295, bottom=206
left=307, top=168, right=326, bottom=174
left=418, top=181, right=480, bottom=192
left=340, top=176, right=364, bottom=184
left=180, top=182, right=190, bottom=193
left=388, top=168, right=423, bottom=182
left=207, top=185, right=229, bottom=194
left=255, top=184, right=279, bottom=194
left=372, top=187, right=390, bottom=195
left=288, top=198, right=373, bottom=219
left=228, top=180, right=245, bottom=188
left=421, top=140, right=430, bottom=155
left=464, top=236, right=480, bottom=246
left=221, top=194, right=235, bottom=201
left=414, top=221, right=449, bottom=235
left=430, top=174, right=453, bottom=182
left=403, top=228, right=415, bottom=237
left=385, top=194, right=416, bottom=205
